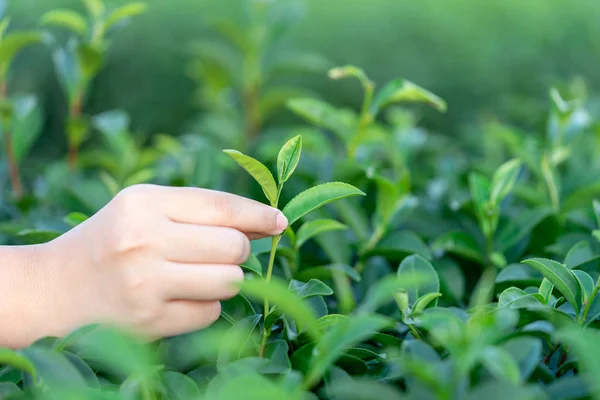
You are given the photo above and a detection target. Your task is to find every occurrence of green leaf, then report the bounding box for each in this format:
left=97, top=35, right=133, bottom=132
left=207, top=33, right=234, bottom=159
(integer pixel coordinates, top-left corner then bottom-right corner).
left=41, top=9, right=88, bottom=37
left=328, top=65, right=372, bottom=88
left=464, top=382, right=546, bottom=400
left=325, top=378, right=405, bottom=400
left=223, top=150, right=278, bottom=205
left=0, top=349, right=36, bottom=379
left=538, top=278, right=554, bottom=304
left=20, top=347, right=87, bottom=388
left=565, top=240, right=599, bottom=270
left=295, top=264, right=361, bottom=283
left=241, top=254, right=262, bottom=276
left=15, top=229, right=61, bottom=244
left=282, top=182, right=365, bottom=226
left=499, top=287, right=531, bottom=308
left=480, top=346, right=522, bottom=384
left=295, top=219, right=347, bottom=248
left=572, top=270, right=594, bottom=304
left=494, top=206, right=552, bottom=252
left=501, top=337, right=543, bottom=382
left=557, top=327, right=600, bottom=397
left=368, top=230, right=432, bottom=260
left=63, top=212, right=89, bottom=227
left=585, top=292, right=600, bottom=325
left=490, top=159, right=522, bottom=206
left=277, top=134, right=302, bottom=184
left=397, top=254, right=440, bottom=305
left=522, top=258, right=582, bottom=314
left=305, top=314, right=390, bottom=388
left=285, top=98, right=352, bottom=141
left=370, top=78, right=447, bottom=115
left=411, top=292, right=442, bottom=314
left=76, top=42, right=104, bottom=79
left=431, top=231, right=485, bottom=263
left=358, top=273, right=430, bottom=313
left=0, top=32, right=42, bottom=75
left=241, top=277, right=320, bottom=340
left=83, top=0, right=105, bottom=19
left=217, top=314, right=261, bottom=365
left=162, top=371, right=201, bottom=400
left=288, top=279, right=333, bottom=299
left=104, top=2, right=147, bottom=33
left=0, top=382, right=20, bottom=397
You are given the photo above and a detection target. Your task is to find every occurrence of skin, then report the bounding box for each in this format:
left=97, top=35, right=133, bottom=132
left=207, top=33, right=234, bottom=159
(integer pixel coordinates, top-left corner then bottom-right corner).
left=0, top=184, right=288, bottom=349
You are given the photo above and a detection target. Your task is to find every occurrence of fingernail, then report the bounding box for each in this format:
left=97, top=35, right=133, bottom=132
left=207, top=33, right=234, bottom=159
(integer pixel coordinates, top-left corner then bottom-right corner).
left=275, top=212, right=288, bottom=233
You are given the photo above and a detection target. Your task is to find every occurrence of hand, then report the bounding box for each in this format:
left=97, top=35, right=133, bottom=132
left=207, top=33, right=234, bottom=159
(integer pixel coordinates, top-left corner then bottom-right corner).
left=1, top=184, right=287, bottom=348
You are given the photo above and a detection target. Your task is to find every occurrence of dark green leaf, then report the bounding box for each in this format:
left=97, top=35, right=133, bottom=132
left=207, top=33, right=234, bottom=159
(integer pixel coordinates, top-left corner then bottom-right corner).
left=479, top=346, right=521, bottom=384
left=522, top=258, right=582, bottom=314
left=242, top=254, right=262, bottom=276
left=295, top=219, right=347, bottom=248
left=431, top=231, right=485, bottom=263
left=162, top=371, right=201, bottom=400
left=369, top=230, right=432, bottom=260
left=289, top=279, right=333, bottom=299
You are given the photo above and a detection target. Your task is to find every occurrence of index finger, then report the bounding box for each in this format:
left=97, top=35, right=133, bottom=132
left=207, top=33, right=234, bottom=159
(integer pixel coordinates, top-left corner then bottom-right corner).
left=152, top=186, right=288, bottom=235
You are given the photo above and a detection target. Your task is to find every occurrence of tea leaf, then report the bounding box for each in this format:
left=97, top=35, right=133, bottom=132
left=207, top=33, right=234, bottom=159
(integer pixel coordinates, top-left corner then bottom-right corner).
left=223, top=150, right=278, bottom=205
left=296, top=219, right=347, bottom=248
left=305, top=314, right=391, bottom=388
left=358, top=273, right=430, bottom=313
left=397, top=254, right=440, bottom=305
left=501, top=337, right=542, bottom=382
left=480, top=346, right=522, bottom=384
left=325, top=378, right=405, bottom=400
left=41, top=10, right=88, bottom=37
left=565, top=240, right=598, bottom=270
left=63, top=212, right=89, bottom=227
left=289, top=279, right=333, bottom=299
left=295, top=264, right=361, bottom=283
left=83, top=0, right=105, bottom=19
left=584, top=293, right=600, bottom=325
left=277, top=134, right=302, bottom=183
left=76, top=42, right=103, bottom=79
left=538, top=278, right=554, bottom=304
left=490, top=159, right=522, bottom=206
left=20, top=347, right=87, bottom=388
left=431, top=231, right=485, bottom=263
left=369, top=230, right=432, bottom=260
left=241, top=277, right=321, bottom=340
left=572, top=270, right=594, bottom=304
left=241, top=254, right=262, bottom=276
left=522, top=258, right=582, bottom=314
left=282, top=182, right=365, bottom=226
left=557, top=327, right=600, bottom=397
left=217, top=314, right=261, bottom=365
left=0, top=32, right=42, bottom=74
left=371, top=78, right=447, bottom=115
left=411, top=292, right=442, bottom=314
left=104, top=2, right=147, bottom=32
left=286, top=98, right=352, bottom=141
left=0, top=349, right=36, bottom=379
left=162, top=371, right=201, bottom=400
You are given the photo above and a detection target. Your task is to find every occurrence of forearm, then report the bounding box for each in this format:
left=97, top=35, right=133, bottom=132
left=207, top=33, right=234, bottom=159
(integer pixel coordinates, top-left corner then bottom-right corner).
left=0, top=243, right=59, bottom=348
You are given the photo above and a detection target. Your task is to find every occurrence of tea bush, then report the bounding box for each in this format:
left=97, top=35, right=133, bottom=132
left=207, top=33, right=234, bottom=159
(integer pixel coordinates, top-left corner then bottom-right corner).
left=2, top=1, right=600, bottom=400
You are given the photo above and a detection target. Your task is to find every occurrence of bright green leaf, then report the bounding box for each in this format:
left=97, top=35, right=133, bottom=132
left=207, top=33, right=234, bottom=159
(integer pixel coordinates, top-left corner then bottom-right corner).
left=282, top=182, right=365, bottom=226
left=411, top=292, right=442, bottom=314
left=223, top=150, right=278, bottom=205
left=573, top=270, right=594, bottom=304
left=371, top=78, right=447, bottom=115
left=277, top=134, right=302, bottom=184
left=538, top=278, right=554, bottom=304
left=0, top=32, right=42, bottom=75
left=0, top=349, right=36, bottom=379
left=104, top=2, right=147, bottom=33
left=41, top=9, right=88, bottom=37
left=63, top=212, right=89, bottom=227
left=490, top=159, right=522, bottom=206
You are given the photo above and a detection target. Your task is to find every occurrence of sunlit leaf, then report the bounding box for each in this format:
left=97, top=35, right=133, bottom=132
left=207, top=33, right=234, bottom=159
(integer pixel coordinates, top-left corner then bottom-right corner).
left=371, top=78, right=447, bottom=115
left=41, top=9, right=88, bottom=37
left=282, top=182, right=365, bottom=226
left=277, top=134, right=302, bottom=183
left=489, top=158, right=522, bottom=206
left=223, top=150, right=278, bottom=205
left=104, top=2, right=147, bottom=33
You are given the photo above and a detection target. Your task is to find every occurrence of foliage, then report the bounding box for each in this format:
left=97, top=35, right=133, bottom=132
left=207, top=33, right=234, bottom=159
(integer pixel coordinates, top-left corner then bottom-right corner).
left=2, top=1, right=600, bottom=399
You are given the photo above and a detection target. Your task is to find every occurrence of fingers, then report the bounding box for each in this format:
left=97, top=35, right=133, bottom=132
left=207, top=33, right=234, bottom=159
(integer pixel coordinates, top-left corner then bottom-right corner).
left=158, top=262, right=244, bottom=301
left=151, top=186, right=288, bottom=235
left=160, top=223, right=250, bottom=264
left=152, top=300, right=222, bottom=337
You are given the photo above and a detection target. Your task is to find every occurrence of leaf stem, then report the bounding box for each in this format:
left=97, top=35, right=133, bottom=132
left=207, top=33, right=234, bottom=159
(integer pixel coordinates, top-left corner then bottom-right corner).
left=580, top=284, right=600, bottom=324
left=259, top=234, right=281, bottom=357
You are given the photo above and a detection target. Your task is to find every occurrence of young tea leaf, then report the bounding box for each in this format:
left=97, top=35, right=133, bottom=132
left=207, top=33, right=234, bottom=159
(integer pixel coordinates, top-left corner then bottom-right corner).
left=41, top=10, right=89, bottom=37
left=282, top=182, right=365, bottom=226
left=0, top=32, right=42, bottom=74
left=490, top=159, right=522, bottom=206
left=241, top=254, right=262, bottom=276
left=223, top=150, right=278, bottom=205
left=411, top=292, right=442, bottom=315
left=0, top=349, right=36, bottom=379
left=277, top=134, right=302, bottom=184
left=370, top=78, right=447, bottom=115
left=397, top=254, right=440, bottom=305
left=572, top=270, right=594, bottom=304
left=104, top=2, right=147, bottom=33
left=522, top=258, right=582, bottom=314
left=295, top=219, right=347, bottom=248
left=538, top=278, right=554, bottom=304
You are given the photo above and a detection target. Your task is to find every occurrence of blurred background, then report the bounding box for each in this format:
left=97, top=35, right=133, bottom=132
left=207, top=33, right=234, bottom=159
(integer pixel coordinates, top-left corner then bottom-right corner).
left=8, top=0, right=600, bottom=149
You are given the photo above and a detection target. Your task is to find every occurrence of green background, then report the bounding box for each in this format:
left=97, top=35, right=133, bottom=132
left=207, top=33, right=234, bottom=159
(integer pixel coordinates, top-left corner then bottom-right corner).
left=7, top=0, right=600, bottom=151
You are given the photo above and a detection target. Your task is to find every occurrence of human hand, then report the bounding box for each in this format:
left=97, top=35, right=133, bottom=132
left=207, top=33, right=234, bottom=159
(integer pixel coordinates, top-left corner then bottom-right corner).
left=4, top=184, right=287, bottom=347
